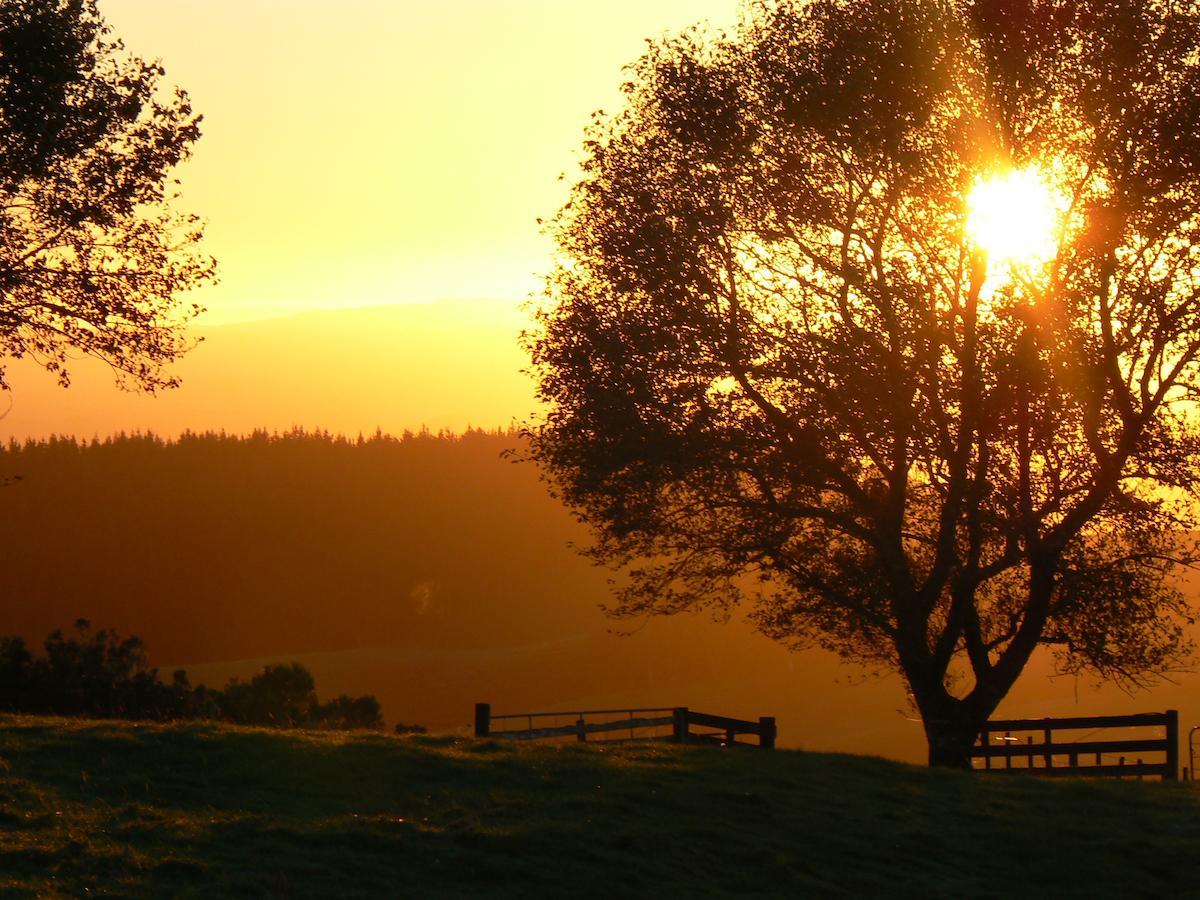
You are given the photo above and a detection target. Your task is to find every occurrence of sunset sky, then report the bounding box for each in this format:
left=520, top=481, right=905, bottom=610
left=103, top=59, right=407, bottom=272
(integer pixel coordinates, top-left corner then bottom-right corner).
left=0, top=1, right=745, bottom=439
left=99, top=0, right=740, bottom=325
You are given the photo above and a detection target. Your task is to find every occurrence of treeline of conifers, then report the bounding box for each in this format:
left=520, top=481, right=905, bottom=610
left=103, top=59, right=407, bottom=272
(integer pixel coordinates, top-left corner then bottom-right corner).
left=0, top=426, right=582, bottom=668
left=0, top=620, right=392, bottom=732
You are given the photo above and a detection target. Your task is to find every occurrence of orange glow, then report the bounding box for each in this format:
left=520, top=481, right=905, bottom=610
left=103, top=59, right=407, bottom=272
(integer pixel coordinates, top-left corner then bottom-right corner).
left=96, top=0, right=740, bottom=325
left=0, top=3, right=742, bottom=438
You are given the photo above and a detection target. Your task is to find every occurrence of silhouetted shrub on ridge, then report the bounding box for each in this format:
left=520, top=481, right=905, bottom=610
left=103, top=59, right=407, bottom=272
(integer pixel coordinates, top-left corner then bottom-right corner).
left=315, top=694, right=385, bottom=731
left=0, top=620, right=186, bottom=720
left=0, top=621, right=388, bottom=732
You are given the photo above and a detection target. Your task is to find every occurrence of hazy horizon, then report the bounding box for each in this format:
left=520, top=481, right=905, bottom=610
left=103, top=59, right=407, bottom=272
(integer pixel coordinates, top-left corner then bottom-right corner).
left=0, top=299, right=536, bottom=442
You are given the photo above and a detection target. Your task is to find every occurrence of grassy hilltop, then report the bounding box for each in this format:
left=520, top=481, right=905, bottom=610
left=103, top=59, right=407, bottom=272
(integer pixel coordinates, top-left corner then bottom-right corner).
left=1, top=717, right=1199, bottom=898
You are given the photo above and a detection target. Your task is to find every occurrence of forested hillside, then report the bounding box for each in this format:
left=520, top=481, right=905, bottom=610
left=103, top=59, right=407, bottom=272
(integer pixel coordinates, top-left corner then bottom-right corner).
left=0, top=429, right=593, bottom=661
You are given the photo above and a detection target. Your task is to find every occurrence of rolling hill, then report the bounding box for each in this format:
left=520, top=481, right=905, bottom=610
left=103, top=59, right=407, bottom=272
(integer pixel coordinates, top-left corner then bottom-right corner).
left=2, top=715, right=1199, bottom=898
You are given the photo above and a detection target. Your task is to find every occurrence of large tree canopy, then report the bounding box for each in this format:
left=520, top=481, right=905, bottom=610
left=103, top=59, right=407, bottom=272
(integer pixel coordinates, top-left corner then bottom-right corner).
left=528, top=0, right=1200, bottom=766
left=0, top=0, right=212, bottom=391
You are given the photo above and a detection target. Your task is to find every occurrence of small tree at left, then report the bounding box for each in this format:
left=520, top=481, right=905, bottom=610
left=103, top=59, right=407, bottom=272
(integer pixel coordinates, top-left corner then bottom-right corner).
left=0, top=0, right=213, bottom=390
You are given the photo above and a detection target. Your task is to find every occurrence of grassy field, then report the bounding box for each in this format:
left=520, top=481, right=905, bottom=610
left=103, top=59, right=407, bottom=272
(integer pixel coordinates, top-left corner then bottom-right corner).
left=1, top=716, right=1199, bottom=898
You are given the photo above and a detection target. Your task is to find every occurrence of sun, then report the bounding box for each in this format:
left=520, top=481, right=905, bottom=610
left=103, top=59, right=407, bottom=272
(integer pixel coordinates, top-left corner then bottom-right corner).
left=966, top=167, right=1061, bottom=269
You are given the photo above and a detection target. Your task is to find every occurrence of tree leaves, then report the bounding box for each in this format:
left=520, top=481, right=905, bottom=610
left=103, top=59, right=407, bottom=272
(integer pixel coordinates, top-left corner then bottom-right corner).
left=528, top=0, right=1200, bottom=755
left=0, top=0, right=213, bottom=392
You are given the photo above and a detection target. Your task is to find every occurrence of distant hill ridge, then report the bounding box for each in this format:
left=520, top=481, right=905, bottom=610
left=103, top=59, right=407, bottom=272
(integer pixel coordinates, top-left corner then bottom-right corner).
left=0, top=300, right=536, bottom=441
left=4, top=424, right=515, bottom=450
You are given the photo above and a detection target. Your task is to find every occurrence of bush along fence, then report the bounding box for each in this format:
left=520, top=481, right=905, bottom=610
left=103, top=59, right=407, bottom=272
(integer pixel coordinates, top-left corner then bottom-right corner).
left=474, top=703, right=776, bottom=749
left=971, top=710, right=1179, bottom=780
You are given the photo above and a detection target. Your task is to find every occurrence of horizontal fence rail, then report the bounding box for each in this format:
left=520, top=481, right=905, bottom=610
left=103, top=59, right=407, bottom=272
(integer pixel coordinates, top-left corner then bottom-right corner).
left=972, top=710, right=1178, bottom=780
left=474, top=703, right=776, bottom=749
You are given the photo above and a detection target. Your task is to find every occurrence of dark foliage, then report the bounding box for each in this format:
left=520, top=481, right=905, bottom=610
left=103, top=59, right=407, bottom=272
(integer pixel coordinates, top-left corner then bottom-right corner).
left=0, top=621, right=385, bottom=731
left=529, top=0, right=1200, bottom=766
left=0, top=0, right=213, bottom=390
left=315, top=694, right=387, bottom=731
left=0, top=620, right=194, bottom=720
left=219, top=663, right=384, bottom=730
left=219, top=663, right=319, bottom=728
left=0, top=427, right=581, bottom=667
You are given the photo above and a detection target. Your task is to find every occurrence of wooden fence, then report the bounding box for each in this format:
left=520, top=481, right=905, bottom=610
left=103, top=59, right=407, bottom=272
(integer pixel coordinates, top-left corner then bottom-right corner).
left=971, top=710, right=1178, bottom=780
left=474, top=703, right=776, bottom=749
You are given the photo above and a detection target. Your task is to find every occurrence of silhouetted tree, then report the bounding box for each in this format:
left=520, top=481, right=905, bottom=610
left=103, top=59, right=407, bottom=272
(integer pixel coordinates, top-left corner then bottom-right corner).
left=313, top=694, right=385, bottom=731
left=170, top=669, right=222, bottom=720
left=0, top=0, right=212, bottom=390
left=528, top=0, right=1200, bottom=767
left=219, top=663, right=320, bottom=728
left=217, top=663, right=386, bottom=730
left=21, top=619, right=177, bottom=719
left=0, top=622, right=389, bottom=729
left=0, top=635, right=33, bottom=711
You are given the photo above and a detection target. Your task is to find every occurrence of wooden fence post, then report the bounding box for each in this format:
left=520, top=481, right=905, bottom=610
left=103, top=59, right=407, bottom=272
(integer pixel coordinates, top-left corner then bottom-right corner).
left=759, top=716, right=776, bottom=750
left=673, top=707, right=689, bottom=744
left=576, top=717, right=587, bottom=742
left=474, top=702, right=491, bottom=738
left=1166, top=709, right=1179, bottom=781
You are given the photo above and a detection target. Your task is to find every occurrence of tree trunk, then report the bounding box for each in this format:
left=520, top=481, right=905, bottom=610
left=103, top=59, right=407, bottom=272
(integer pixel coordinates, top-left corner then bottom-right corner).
left=924, top=714, right=983, bottom=769
left=916, top=693, right=989, bottom=769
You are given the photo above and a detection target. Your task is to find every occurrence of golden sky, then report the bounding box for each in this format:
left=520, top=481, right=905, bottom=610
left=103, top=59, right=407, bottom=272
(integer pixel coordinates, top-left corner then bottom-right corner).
left=98, top=0, right=739, bottom=325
